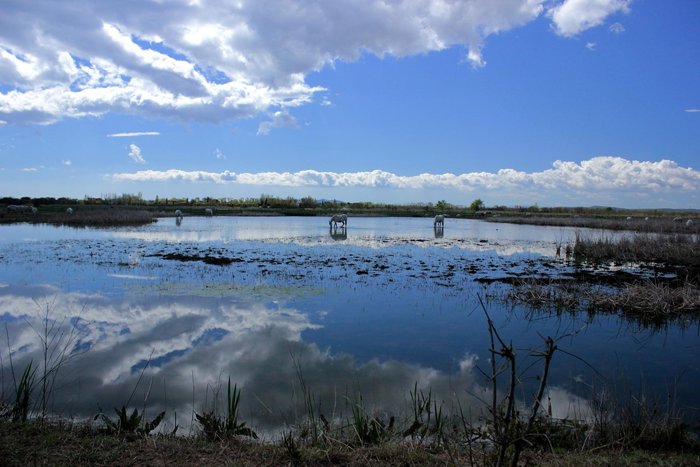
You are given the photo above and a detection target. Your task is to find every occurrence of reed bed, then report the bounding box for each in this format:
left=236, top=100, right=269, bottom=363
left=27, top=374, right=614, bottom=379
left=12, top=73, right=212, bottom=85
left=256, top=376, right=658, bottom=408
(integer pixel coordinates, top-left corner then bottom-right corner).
left=34, top=209, right=157, bottom=227
left=505, top=279, right=700, bottom=320
left=588, top=282, right=700, bottom=315
left=573, top=232, right=700, bottom=267
left=489, top=215, right=700, bottom=234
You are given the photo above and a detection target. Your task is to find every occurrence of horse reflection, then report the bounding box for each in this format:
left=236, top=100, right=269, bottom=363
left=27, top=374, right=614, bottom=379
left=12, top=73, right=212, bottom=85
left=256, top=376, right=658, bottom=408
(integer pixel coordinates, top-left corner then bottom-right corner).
left=329, top=225, right=347, bottom=240
left=434, top=225, right=444, bottom=238
left=175, top=216, right=182, bottom=226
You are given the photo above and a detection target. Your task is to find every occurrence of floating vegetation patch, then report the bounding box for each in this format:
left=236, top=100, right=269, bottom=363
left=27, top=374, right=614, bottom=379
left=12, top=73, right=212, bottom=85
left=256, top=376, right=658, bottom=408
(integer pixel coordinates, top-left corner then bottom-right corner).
left=499, top=278, right=700, bottom=321
left=154, top=252, right=245, bottom=266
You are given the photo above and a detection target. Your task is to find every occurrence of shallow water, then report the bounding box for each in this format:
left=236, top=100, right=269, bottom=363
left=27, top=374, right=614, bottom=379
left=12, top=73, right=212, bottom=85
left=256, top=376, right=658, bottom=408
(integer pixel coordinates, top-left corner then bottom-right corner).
left=0, top=217, right=698, bottom=434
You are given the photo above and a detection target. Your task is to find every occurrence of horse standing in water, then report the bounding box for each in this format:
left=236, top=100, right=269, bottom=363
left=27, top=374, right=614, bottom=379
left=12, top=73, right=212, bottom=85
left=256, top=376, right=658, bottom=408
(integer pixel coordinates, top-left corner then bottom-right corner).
left=329, top=214, right=347, bottom=228
left=433, top=214, right=445, bottom=238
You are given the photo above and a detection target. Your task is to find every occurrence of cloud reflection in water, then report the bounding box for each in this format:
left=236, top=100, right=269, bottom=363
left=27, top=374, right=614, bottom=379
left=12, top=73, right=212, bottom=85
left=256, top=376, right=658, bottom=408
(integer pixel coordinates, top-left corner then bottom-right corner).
left=0, top=285, right=590, bottom=435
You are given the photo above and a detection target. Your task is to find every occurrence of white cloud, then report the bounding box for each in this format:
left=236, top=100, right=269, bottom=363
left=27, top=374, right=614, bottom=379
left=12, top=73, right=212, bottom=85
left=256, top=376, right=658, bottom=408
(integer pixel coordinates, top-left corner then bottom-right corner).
left=257, top=109, right=299, bottom=135
left=127, top=143, right=145, bottom=164
left=609, top=22, right=625, bottom=33
left=467, top=47, right=487, bottom=68
left=21, top=167, right=38, bottom=172
left=548, top=0, right=632, bottom=37
left=108, top=131, right=160, bottom=138
left=214, top=148, right=226, bottom=160
left=0, top=0, right=619, bottom=125
left=685, top=109, right=700, bottom=113
left=112, top=156, right=700, bottom=198
left=62, top=160, right=72, bottom=166
left=585, top=42, right=596, bottom=50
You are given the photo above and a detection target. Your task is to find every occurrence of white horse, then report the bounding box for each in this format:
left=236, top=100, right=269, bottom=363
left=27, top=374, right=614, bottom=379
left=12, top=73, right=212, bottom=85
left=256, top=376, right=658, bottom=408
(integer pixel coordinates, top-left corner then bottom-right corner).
left=687, top=219, right=695, bottom=227
left=66, top=207, right=74, bottom=214
left=434, top=214, right=445, bottom=227
left=204, top=208, right=213, bottom=216
left=329, top=214, right=347, bottom=228
left=174, top=209, right=183, bottom=218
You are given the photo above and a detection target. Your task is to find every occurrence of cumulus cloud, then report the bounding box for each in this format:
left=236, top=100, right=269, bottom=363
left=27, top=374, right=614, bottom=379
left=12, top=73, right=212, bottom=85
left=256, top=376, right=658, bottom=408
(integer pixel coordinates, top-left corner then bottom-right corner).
left=257, top=109, right=299, bottom=135
left=0, top=0, right=625, bottom=125
left=108, top=131, right=160, bottom=137
left=585, top=42, right=596, bottom=50
left=62, top=159, right=72, bottom=166
left=549, top=0, right=632, bottom=37
left=112, top=157, right=700, bottom=196
left=127, top=143, right=145, bottom=164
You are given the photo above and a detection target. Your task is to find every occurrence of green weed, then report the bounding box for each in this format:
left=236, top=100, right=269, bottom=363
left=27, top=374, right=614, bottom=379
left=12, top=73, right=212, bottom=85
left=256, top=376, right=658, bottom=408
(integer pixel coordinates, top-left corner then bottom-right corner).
left=12, top=360, right=36, bottom=422
left=195, top=377, right=257, bottom=440
left=97, top=406, right=165, bottom=436
left=349, top=395, right=394, bottom=446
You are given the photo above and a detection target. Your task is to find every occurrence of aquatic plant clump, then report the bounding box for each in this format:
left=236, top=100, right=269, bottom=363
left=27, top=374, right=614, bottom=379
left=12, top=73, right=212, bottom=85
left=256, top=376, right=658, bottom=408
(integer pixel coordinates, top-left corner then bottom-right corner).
left=573, top=233, right=700, bottom=268
left=34, top=209, right=158, bottom=227
left=488, top=214, right=700, bottom=235
left=504, top=279, right=700, bottom=320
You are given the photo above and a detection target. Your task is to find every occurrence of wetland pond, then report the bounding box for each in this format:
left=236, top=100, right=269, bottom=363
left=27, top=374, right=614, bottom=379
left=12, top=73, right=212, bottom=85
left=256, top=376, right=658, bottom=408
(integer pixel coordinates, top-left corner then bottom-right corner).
left=1, top=216, right=698, bottom=434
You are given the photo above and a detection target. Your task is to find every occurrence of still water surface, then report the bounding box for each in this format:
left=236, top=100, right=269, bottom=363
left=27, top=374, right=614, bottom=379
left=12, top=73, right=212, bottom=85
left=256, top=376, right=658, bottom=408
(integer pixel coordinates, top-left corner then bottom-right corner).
left=0, top=217, right=698, bottom=433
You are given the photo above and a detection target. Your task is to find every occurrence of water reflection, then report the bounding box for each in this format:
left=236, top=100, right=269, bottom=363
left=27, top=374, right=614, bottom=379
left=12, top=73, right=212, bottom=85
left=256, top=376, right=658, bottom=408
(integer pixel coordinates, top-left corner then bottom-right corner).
left=103, top=217, right=589, bottom=255
left=434, top=225, right=444, bottom=238
left=329, top=225, right=347, bottom=241
left=0, top=286, right=592, bottom=434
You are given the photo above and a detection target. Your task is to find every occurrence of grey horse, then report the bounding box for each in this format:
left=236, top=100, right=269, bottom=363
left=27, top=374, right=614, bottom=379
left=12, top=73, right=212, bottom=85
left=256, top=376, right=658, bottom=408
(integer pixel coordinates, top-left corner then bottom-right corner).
left=329, top=214, right=347, bottom=228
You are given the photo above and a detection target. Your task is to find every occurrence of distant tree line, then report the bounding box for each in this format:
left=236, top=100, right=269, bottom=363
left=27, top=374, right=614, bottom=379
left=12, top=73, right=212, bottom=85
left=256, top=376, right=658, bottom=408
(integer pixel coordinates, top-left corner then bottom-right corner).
left=0, top=194, right=688, bottom=218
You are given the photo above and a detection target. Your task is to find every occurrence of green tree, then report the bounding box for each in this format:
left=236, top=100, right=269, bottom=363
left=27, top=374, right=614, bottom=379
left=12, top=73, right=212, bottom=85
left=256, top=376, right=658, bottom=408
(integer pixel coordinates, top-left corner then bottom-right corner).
left=470, top=198, right=484, bottom=212
left=300, top=196, right=317, bottom=208
left=436, top=200, right=450, bottom=211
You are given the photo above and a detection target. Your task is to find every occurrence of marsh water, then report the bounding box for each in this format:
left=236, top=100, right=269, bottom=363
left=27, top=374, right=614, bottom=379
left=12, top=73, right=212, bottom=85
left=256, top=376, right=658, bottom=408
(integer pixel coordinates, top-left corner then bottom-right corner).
left=1, top=216, right=698, bottom=434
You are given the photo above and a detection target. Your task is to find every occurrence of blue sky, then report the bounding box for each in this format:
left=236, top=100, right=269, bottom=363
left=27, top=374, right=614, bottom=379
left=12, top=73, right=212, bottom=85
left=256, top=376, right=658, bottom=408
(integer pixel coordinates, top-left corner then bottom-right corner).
left=0, top=0, right=698, bottom=208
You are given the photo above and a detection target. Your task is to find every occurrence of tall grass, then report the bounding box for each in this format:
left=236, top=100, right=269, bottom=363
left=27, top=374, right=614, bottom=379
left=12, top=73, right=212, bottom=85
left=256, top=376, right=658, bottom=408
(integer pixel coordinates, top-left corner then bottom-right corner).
left=34, top=209, right=157, bottom=227
left=12, top=361, right=36, bottom=422
left=1, top=300, right=85, bottom=423
left=503, top=278, right=700, bottom=321
left=573, top=232, right=700, bottom=267
left=489, top=215, right=700, bottom=235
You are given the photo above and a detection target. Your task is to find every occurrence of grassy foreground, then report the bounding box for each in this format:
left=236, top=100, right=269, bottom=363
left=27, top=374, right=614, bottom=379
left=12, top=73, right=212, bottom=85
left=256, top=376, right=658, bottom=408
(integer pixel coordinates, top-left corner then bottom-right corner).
left=2, top=419, right=699, bottom=466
